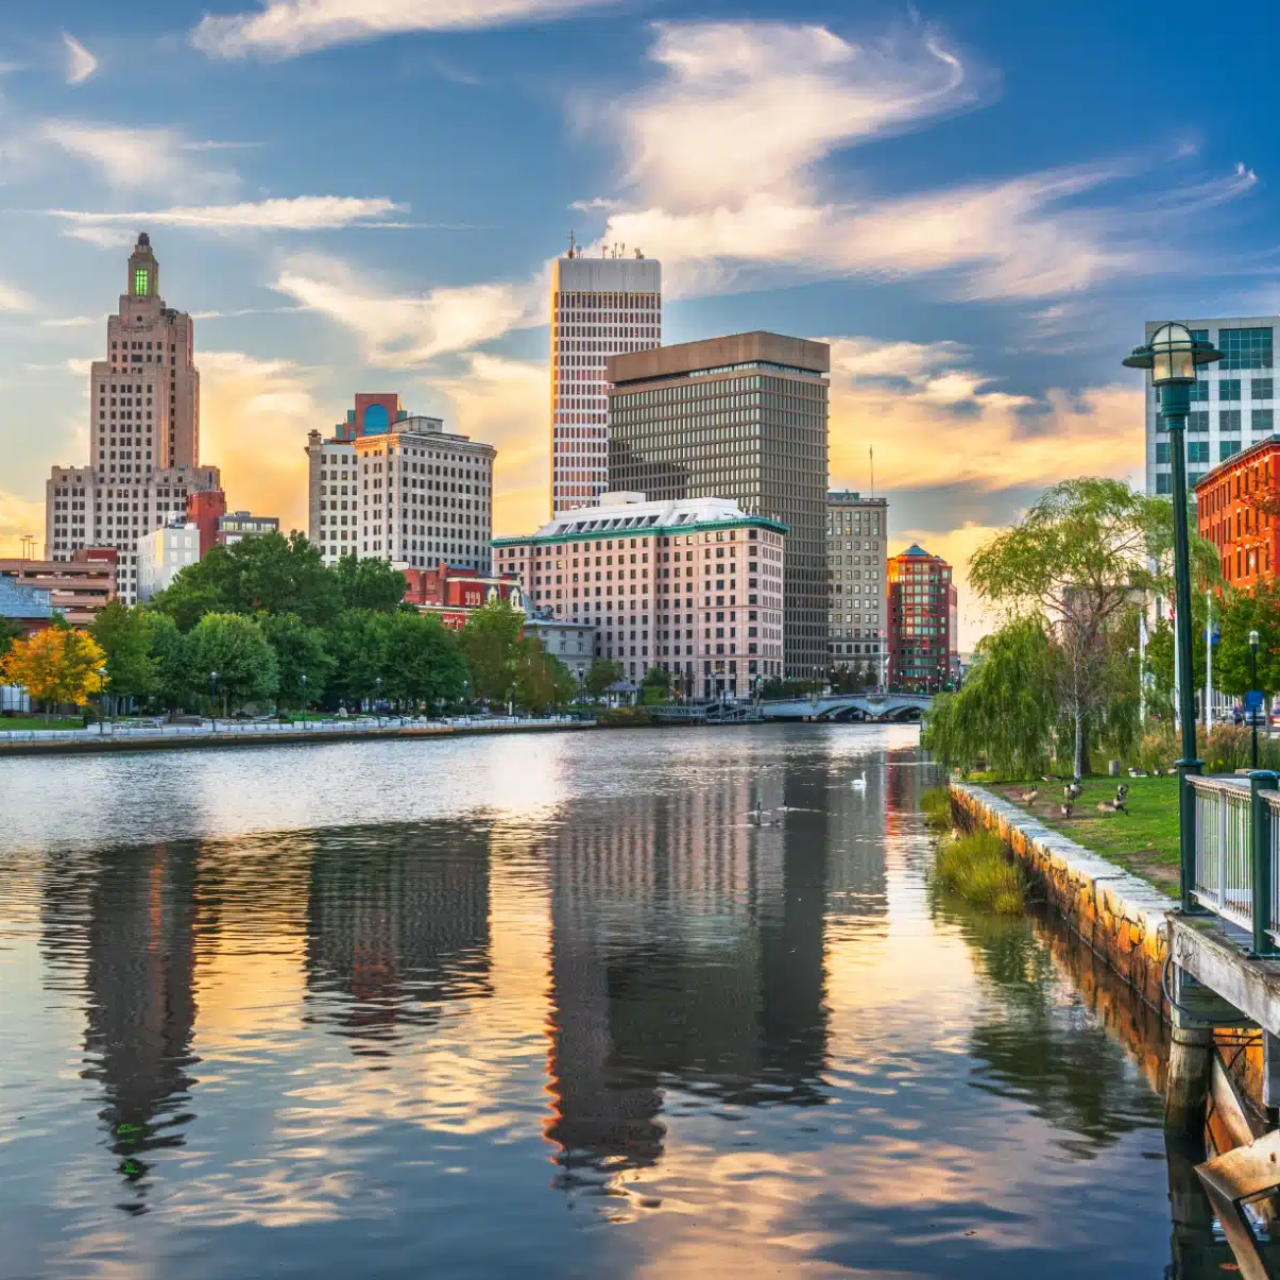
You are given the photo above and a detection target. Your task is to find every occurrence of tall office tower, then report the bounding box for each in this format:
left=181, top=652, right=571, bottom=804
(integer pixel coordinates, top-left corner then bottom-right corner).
left=887, top=545, right=956, bottom=691
left=1143, top=316, right=1276, bottom=497
left=607, top=332, right=831, bottom=680
left=308, top=396, right=496, bottom=574
left=550, top=243, right=661, bottom=515
left=827, top=491, right=887, bottom=681
left=45, top=233, right=220, bottom=604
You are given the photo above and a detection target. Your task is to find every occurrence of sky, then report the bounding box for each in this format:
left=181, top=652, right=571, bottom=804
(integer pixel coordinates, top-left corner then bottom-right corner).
left=1, top=0, right=1278, bottom=648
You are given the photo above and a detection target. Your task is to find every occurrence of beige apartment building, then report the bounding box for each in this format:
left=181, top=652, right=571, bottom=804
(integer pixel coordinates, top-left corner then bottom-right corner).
left=827, top=491, right=887, bottom=682
left=493, top=492, right=786, bottom=700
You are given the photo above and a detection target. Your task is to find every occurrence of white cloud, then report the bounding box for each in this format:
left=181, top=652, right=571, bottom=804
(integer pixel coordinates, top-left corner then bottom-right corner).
left=0, top=280, right=34, bottom=313
left=273, top=252, right=540, bottom=366
left=63, top=33, right=98, bottom=85
left=583, top=21, right=1258, bottom=302
left=192, top=0, right=618, bottom=59
left=50, top=196, right=405, bottom=232
left=41, top=120, right=237, bottom=195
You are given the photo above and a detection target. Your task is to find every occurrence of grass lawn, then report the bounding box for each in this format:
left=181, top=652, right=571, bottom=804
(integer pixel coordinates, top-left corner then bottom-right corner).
left=989, top=775, right=1180, bottom=895
left=0, top=717, right=86, bottom=731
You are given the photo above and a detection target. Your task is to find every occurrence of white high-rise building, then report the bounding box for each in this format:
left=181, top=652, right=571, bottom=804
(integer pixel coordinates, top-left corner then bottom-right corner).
left=1143, top=316, right=1276, bottom=496
left=308, top=411, right=496, bottom=573
left=550, top=242, right=660, bottom=515
left=45, top=233, right=220, bottom=604
left=137, top=522, right=201, bottom=602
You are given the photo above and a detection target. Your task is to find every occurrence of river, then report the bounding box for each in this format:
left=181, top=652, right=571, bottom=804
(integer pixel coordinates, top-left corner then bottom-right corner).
left=0, top=724, right=1208, bottom=1277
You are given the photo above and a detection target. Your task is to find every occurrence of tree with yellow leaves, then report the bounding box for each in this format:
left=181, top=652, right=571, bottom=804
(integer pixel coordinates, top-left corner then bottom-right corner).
left=0, top=627, right=107, bottom=719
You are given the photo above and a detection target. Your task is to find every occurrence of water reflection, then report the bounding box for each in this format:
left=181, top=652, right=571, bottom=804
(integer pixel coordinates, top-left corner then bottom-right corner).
left=0, top=728, right=1209, bottom=1277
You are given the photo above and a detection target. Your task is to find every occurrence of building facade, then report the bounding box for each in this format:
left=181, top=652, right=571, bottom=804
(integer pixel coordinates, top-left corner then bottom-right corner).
left=401, top=563, right=525, bottom=628
left=307, top=403, right=494, bottom=573
left=887, top=544, right=956, bottom=691
left=493, top=492, right=786, bottom=698
left=0, top=552, right=116, bottom=625
left=607, top=332, right=830, bottom=679
left=525, top=617, right=596, bottom=683
left=827, top=491, right=887, bottom=681
left=1195, top=435, right=1280, bottom=589
left=551, top=246, right=661, bottom=515
left=44, top=233, right=222, bottom=604
left=217, top=511, right=279, bottom=546
left=137, top=523, right=201, bottom=602
left=0, top=578, right=56, bottom=637
left=1144, top=316, right=1276, bottom=498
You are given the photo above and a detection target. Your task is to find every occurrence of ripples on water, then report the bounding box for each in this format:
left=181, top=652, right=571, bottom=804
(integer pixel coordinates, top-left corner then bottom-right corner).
left=0, top=726, right=1195, bottom=1278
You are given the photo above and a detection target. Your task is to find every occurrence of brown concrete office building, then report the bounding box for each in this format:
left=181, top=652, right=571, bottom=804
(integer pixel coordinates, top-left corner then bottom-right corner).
left=607, top=332, right=830, bottom=679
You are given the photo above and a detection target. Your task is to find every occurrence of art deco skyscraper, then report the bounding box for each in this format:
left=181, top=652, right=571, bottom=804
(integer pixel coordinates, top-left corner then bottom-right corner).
left=549, top=242, right=661, bottom=515
left=45, top=233, right=220, bottom=604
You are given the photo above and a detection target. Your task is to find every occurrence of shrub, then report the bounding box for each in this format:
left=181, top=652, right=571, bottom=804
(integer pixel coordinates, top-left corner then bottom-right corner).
left=921, top=787, right=955, bottom=831
left=1137, top=724, right=1177, bottom=774
left=933, top=830, right=1025, bottom=915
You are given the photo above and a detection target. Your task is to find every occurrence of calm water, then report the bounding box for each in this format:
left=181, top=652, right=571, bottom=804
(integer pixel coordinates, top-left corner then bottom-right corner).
left=0, top=726, right=1207, bottom=1278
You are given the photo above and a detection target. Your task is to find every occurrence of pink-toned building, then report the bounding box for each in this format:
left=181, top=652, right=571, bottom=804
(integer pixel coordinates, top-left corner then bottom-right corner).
left=493, top=492, right=786, bottom=700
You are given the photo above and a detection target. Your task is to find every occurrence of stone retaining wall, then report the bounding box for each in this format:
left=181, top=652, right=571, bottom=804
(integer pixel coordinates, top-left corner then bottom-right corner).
left=951, top=783, right=1177, bottom=1012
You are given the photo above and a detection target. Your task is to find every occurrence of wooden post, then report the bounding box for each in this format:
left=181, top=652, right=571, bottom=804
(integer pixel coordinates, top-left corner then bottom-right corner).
left=1166, top=1014, right=1215, bottom=1137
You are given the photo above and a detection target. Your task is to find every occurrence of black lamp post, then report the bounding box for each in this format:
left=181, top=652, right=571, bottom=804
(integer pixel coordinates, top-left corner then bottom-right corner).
left=1251, top=629, right=1261, bottom=770
left=300, top=673, right=308, bottom=730
left=1124, top=322, right=1222, bottom=913
left=98, top=667, right=108, bottom=736
left=209, top=670, right=219, bottom=733
left=375, top=676, right=382, bottom=728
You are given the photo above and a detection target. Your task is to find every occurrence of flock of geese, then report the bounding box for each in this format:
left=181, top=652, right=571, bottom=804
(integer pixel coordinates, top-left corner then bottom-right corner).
left=1020, top=778, right=1130, bottom=818
left=747, top=770, right=867, bottom=826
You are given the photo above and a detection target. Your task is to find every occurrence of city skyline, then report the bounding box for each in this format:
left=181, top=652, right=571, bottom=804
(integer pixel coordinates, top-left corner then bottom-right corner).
left=2, top=2, right=1279, bottom=646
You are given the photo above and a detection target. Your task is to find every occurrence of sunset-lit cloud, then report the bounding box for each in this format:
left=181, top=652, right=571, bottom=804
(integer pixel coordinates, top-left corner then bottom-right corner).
left=51, top=196, right=405, bottom=233
left=192, top=0, right=620, bottom=59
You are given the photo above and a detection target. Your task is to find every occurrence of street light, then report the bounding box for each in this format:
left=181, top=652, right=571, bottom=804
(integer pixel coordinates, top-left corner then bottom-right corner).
left=209, top=670, right=219, bottom=733
left=375, top=676, right=382, bottom=728
left=1251, top=629, right=1261, bottom=770
left=98, top=667, right=108, bottom=736
left=1124, top=322, right=1222, bottom=913
left=300, top=673, right=308, bottom=730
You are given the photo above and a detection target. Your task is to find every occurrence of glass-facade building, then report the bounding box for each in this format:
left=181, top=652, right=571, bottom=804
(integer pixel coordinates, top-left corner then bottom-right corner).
left=1144, top=316, right=1275, bottom=495
left=606, top=332, right=830, bottom=680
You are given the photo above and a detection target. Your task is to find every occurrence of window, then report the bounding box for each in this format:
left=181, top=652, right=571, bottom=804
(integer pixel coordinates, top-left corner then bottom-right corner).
left=1190, top=381, right=1210, bottom=402
left=1220, top=440, right=1241, bottom=462
left=1188, top=411, right=1210, bottom=433
left=1221, top=409, right=1242, bottom=432
left=1187, top=441, right=1209, bottom=464
left=1156, top=442, right=1170, bottom=465
left=134, top=267, right=149, bottom=295
left=1254, top=409, right=1275, bottom=433
left=1220, top=379, right=1242, bottom=401
left=1254, top=378, right=1274, bottom=400
left=1220, top=327, right=1273, bottom=370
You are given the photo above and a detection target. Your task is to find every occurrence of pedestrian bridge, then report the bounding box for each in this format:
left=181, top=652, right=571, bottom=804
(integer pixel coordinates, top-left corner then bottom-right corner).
left=760, top=692, right=932, bottom=722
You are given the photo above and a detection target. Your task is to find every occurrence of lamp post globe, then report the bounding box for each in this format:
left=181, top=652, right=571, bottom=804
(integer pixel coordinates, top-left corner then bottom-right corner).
left=1124, top=324, right=1221, bottom=912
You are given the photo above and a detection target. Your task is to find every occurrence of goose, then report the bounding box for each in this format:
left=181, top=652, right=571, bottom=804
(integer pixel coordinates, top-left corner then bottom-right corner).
left=1020, top=787, right=1039, bottom=804
left=850, top=771, right=867, bottom=791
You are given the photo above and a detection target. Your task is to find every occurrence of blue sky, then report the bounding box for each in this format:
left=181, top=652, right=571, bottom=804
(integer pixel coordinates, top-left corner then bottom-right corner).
left=1, top=0, right=1277, bottom=644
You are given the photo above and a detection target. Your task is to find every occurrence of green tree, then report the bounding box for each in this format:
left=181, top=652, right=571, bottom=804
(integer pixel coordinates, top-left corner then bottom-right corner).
left=923, top=617, right=1059, bottom=777
left=333, top=553, right=408, bottom=613
left=970, top=479, right=1170, bottom=780
left=324, top=609, right=389, bottom=708
left=150, top=531, right=339, bottom=630
left=640, top=665, right=672, bottom=705
left=145, top=613, right=191, bottom=711
left=187, top=612, right=278, bottom=713
left=260, top=612, right=334, bottom=711
left=0, top=617, right=24, bottom=660
left=585, top=659, right=624, bottom=699
left=458, top=600, right=525, bottom=702
left=382, top=612, right=467, bottom=709
left=91, top=601, right=157, bottom=701
left=1212, top=582, right=1280, bottom=698
left=513, top=638, right=577, bottom=714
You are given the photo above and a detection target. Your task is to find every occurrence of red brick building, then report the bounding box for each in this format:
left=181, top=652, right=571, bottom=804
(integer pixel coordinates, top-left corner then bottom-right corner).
left=1195, top=437, right=1280, bottom=589
left=186, top=488, right=228, bottom=558
left=887, top=544, right=956, bottom=691
left=401, top=563, right=526, bottom=630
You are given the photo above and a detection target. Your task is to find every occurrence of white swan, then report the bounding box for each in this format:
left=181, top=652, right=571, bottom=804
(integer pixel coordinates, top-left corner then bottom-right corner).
left=850, top=771, right=867, bottom=791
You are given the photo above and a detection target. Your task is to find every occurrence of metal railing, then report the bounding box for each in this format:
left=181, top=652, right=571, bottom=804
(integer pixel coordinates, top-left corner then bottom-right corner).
left=1189, top=774, right=1280, bottom=950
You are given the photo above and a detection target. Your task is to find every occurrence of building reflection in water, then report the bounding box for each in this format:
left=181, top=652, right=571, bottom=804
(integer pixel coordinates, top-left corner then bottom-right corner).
left=544, top=755, right=839, bottom=1190
left=42, top=842, right=202, bottom=1214
left=303, top=823, right=494, bottom=1059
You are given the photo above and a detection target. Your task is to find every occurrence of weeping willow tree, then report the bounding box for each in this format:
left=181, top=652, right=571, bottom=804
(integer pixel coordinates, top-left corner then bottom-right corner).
left=924, top=617, right=1058, bottom=777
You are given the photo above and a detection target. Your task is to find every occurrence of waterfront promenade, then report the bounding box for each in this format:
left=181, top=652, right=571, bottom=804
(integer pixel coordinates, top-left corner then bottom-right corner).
left=0, top=713, right=593, bottom=756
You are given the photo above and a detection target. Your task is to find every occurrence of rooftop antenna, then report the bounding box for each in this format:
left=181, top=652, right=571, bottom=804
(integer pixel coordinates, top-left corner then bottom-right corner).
left=568, top=229, right=577, bottom=259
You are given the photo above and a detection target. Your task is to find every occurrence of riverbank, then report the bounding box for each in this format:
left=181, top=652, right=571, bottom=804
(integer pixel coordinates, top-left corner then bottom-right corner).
left=0, top=714, right=595, bottom=757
